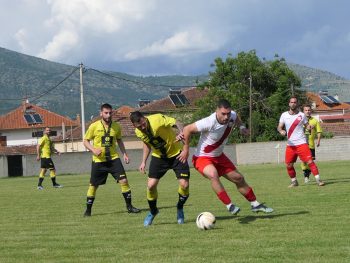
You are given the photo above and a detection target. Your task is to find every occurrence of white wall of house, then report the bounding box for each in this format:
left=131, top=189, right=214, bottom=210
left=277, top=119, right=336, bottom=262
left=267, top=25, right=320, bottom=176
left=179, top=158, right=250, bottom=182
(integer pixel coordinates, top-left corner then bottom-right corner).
left=1, top=128, right=64, bottom=146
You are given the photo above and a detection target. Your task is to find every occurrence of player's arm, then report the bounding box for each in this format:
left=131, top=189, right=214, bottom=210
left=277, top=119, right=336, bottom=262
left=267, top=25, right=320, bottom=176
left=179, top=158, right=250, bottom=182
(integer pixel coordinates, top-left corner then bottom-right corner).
left=36, top=143, right=41, bottom=161
left=174, top=120, right=184, bottom=142
left=177, top=122, right=198, bottom=163
left=117, top=138, right=129, bottom=164
left=277, top=122, right=286, bottom=136
left=234, top=115, right=249, bottom=136
left=139, top=142, right=151, bottom=174
left=83, top=139, right=102, bottom=156
left=316, top=121, right=322, bottom=147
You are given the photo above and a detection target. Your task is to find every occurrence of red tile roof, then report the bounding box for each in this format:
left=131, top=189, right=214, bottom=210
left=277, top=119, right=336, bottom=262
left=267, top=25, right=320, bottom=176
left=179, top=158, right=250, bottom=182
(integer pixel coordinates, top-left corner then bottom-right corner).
left=138, top=87, right=208, bottom=113
left=0, top=145, right=36, bottom=155
left=63, top=105, right=136, bottom=140
left=307, top=92, right=350, bottom=111
left=0, top=103, right=79, bottom=130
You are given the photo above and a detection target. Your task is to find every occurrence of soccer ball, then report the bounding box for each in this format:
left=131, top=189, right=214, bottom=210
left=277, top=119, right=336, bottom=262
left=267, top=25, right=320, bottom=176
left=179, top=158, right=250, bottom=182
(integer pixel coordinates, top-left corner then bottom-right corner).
left=196, top=212, right=216, bottom=230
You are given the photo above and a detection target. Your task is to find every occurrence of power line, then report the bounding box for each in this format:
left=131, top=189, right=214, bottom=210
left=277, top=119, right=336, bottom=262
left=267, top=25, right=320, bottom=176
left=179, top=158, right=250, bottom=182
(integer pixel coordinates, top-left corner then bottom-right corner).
left=0, top=66, right=80, bottom=101
left=88, top=68, right=198, bottom=88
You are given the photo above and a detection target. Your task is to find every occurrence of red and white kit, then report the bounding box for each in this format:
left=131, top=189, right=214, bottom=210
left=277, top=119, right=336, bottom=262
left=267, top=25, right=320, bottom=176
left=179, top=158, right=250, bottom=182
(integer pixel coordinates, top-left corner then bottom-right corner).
left=279, top=111, right=312, bottom=163
left=279, top=111, right=307, bottom=146
left=192, top=111, right=237, bottom=176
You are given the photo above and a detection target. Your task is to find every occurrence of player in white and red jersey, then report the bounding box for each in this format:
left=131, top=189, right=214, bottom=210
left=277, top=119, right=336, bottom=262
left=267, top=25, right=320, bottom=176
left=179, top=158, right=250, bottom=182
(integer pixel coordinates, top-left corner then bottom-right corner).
left=277, top=97, right=325, bottom=187
left=178, top=99, right=273, bottom=215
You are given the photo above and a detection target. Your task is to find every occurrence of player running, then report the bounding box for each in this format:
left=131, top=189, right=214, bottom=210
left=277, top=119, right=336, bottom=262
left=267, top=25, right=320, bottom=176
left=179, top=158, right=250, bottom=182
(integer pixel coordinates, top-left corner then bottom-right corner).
left=277, top=97, right=325, bottom=187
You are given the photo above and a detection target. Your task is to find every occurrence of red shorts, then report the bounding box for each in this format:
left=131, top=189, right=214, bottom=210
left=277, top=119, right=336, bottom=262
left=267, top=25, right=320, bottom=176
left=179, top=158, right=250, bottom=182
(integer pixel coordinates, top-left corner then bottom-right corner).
left=192, top=153, right=236, bottom=177
left=285, top=144, right=313, bottom=164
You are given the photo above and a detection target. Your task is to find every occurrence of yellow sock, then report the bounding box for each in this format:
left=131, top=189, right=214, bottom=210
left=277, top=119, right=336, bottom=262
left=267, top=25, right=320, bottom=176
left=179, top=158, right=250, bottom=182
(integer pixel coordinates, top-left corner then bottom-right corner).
left=147, top=188, right=158, bottom=201
left=120, top=182, right=131, bottom=193
left=87, top=185, right=97, bottom=197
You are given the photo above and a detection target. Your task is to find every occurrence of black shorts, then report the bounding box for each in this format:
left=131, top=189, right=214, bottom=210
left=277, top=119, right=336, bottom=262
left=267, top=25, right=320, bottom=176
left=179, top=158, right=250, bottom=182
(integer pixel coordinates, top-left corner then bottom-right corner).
left=90, top=158, right=127, bottom=186
left=310, top=148, right=316, bottom=160
left=41, top=158, right=55, bottom=170
left=148, top=154, right=190, bottom=180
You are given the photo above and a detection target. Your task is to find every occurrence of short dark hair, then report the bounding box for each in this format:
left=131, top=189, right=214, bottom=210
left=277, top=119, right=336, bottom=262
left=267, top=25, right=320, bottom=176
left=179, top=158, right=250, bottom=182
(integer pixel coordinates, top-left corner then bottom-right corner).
left=217, top=99, right=231, bottom=109
left=302, top=104, right=312, bottom=111
left=100, top=103, right=112, bottom=111
left=129, top=111, right=145, bottom=123
left=289, top=97, right=298, bottom=102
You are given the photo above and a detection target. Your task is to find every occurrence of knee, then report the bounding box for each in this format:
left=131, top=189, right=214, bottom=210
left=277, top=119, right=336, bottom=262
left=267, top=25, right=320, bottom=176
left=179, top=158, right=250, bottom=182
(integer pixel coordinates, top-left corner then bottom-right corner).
left=179, top=179, right=189, bottom=189
left=286, top=163, right=294, bottom=169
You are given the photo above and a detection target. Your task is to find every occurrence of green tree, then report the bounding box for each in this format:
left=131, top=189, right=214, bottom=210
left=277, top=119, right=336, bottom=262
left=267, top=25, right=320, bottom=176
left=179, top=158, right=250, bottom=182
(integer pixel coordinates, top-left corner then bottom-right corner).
left=194, top=50, right=305, bottom=143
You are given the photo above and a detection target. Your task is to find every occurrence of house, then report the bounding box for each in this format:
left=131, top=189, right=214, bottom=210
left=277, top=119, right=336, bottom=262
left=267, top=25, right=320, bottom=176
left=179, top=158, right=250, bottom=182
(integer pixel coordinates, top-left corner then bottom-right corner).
left=0, top=101, right=79, bottom=147
left=306, top=91, right=350, bottom=136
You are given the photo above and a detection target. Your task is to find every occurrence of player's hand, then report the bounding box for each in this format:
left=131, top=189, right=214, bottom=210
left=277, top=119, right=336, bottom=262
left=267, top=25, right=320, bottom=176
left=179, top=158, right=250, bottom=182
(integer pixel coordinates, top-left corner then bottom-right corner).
left=177, top=150, right=189, bottom=163
left=175, top=132, right=184, bottom=142
left=139, top=162, right=146, bottom=174
left=123, top=153, right=130, bottom=164
left=317, top=142, right=320, bottom=147
left=279, top=130, right=287, bottom=136
left=92, top=148, right=102, bottom=156
left=36, top=156, right=40, bottom=161
left=240, top=128, right=250, bottom=136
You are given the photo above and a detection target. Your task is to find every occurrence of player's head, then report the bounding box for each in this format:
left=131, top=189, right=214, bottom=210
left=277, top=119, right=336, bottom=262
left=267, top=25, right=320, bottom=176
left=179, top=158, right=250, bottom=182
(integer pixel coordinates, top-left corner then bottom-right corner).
left=100, top=103, right=113, bottom=123
left=44, top=127, right=51, bottom=135
left=302, top=104, right=312, bottom=117
left=216, top=99, right=232, bottom=124
left=289, top=97, right=298, bottom=111
left=130, top=111, right=148, bottom=132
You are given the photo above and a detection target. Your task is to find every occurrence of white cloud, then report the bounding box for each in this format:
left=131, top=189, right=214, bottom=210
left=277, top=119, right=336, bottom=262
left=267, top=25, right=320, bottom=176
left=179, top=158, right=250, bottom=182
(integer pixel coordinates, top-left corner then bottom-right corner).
left=125, top=30, right=222, bottom=60
left=38, top=30, right=79, bottom=60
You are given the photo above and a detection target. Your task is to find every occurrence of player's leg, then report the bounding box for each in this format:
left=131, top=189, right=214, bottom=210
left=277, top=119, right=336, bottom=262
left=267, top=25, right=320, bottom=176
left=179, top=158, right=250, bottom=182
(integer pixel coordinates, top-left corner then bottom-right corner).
left=224, top=169, right=273, bottom=213
left=84, top=162, right=106, bottom=217
left=173, top=156, right=190, bottom=224
left=300, top=162, right=311, bottom=183
left=144, top=156, right=167, bottom=226
left=47, top=159, right=62, bottom=188
left=298, top=145, right=325, bottom=186
left=285, top=146, right=299, bottom=187
left=84, top=184, right=98, bottom=217
left=110, top=158, right=140, bottom=213
left=37, top=167, right=46, bottom=190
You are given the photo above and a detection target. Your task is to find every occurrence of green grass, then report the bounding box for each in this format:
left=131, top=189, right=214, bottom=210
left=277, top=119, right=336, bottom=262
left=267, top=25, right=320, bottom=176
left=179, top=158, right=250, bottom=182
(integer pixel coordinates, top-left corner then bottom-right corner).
left=1, top=161, right=349, bottom=263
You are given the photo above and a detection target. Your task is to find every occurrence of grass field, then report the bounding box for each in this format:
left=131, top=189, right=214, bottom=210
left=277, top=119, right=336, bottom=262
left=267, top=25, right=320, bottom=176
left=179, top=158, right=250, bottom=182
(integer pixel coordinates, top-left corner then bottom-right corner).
left=0, top=161, right=349, bottom=263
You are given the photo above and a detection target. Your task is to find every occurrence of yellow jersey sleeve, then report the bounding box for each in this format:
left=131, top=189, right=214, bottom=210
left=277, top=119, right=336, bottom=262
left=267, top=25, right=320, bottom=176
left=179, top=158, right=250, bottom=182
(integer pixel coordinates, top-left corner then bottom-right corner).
left=84, top=121, right=121, bottom=162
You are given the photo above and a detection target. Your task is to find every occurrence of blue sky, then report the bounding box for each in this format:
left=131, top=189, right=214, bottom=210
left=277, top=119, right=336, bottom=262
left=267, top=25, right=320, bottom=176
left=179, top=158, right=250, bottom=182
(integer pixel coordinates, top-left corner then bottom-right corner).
left=1, top=0, right=350, bottom=78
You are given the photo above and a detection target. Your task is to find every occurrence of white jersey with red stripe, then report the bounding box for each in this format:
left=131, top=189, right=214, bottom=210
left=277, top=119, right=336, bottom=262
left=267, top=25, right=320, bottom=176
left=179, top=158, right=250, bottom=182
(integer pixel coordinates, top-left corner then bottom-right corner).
left=279, top=111, right=308, bottom=146
left=195, top=111, right=237, bottom=157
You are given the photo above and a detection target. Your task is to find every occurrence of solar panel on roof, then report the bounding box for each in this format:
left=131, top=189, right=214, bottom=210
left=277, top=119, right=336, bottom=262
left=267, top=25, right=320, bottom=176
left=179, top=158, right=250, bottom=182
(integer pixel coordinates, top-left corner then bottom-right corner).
left=177, top=94, right=190, bottom=105
left=32, top=114, right=43, bottom=123
left=327, top=96, right=339, bottom=104
left=320, top=95, right=333, bottom=104
left=24, top=114, right=35, bottom=124
left=169, top=94, right=182, bottom=106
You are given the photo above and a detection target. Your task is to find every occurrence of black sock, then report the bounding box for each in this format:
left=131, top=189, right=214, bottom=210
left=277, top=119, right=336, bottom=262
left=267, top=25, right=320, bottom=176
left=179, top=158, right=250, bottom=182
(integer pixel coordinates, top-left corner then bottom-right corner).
left=122, top=191, right=132, bottom=207
left=303, top=169, right=311, bottom=178
left=38, top=178, right=44, bottom=186
left=177, top=194, right=189, bottom=209
left=148, top=199, right=158, bottom=215
left=86, top=197, right=95, bottom=212
left=51, top=177, right=57, bottom=185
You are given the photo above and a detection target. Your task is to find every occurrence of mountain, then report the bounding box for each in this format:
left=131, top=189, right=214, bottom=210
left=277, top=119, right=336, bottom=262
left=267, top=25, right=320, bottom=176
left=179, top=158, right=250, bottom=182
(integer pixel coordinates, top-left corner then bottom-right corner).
left=288, top=63, right=350, bottom=101
left=1, top=47, right=350, bottom=120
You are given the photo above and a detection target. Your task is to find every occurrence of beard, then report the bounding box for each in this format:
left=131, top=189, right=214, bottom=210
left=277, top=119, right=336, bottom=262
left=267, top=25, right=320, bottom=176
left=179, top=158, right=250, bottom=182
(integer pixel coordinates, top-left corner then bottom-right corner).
left=102, top=116, right=111, bottom=123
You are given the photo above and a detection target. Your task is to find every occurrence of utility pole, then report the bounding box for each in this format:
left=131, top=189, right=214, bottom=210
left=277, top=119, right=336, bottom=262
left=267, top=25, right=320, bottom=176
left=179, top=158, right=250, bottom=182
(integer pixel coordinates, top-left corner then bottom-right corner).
left=249, top=72, right=252, bottom=143
left=80, top=63, right=86, bottom=140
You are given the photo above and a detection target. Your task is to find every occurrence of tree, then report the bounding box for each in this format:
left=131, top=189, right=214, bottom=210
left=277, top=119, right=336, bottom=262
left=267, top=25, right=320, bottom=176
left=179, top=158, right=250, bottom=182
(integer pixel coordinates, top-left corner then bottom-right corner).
left=193, top=50, right=305, bottom=143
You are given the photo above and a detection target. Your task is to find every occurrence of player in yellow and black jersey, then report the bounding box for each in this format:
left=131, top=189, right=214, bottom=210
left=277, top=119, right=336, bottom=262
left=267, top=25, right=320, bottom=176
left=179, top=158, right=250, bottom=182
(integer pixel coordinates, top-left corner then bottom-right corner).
left=301, top=104, right=323, bottom=183
left=36, top=127, right=63, bottom=190
left=83, top=103, right=140, bottom=217
left=130, top=111, right=190, bottom=226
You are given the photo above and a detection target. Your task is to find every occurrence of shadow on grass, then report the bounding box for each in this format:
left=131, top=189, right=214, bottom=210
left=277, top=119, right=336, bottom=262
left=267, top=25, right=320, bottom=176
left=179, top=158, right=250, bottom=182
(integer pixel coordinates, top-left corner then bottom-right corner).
left=91, top=204, right=193, bottom=217
left=233, top=210, right=310, bottom=224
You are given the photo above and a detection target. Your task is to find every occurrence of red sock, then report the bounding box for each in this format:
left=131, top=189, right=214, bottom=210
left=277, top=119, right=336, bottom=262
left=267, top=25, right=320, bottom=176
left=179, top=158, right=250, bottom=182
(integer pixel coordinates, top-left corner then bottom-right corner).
left=244, top=187, right=256, bottom=202
left=287, top=166, right=296, bottom=178
left=217, top=190, right=231, bottom=205
left=308, top=162, right=319, bottom=176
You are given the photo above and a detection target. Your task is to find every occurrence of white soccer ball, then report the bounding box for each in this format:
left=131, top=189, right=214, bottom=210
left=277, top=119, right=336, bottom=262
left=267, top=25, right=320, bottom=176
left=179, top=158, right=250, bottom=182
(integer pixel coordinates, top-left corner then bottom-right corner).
left=196, top=212, right=216, bottom=230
